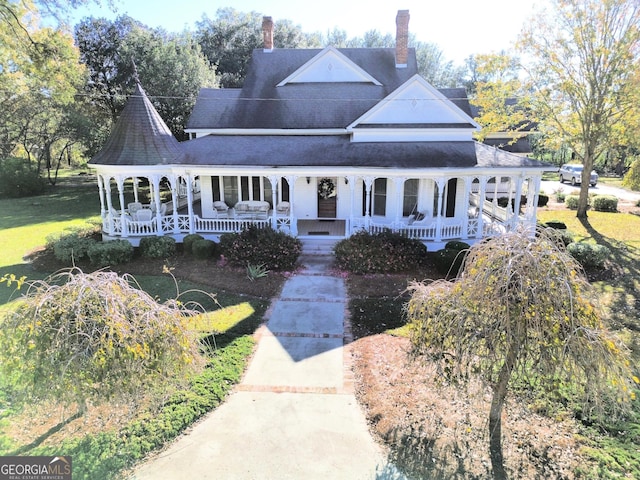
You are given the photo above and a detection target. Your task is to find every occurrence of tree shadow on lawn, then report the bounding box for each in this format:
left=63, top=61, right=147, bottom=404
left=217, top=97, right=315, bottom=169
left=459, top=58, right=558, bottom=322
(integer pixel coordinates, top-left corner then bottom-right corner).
left=578, top=217, right=640, bottom=333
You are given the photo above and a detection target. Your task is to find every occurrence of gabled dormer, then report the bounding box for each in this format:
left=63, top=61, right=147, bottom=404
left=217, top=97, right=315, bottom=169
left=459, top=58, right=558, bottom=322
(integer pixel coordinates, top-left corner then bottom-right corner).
left=276, top=46, right=382, bottom=86
left=347, top=75, right=480, bottom=142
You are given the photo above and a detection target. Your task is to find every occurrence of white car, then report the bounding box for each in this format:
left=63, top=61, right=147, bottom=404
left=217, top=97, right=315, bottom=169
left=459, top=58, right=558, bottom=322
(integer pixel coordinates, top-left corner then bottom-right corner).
left=559, top=164, right=598, bottom=186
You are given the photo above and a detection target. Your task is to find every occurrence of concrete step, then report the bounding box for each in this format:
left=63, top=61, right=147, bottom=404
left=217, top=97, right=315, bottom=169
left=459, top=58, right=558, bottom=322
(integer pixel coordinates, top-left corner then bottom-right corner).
left=300, top=237, right=339, bottom=254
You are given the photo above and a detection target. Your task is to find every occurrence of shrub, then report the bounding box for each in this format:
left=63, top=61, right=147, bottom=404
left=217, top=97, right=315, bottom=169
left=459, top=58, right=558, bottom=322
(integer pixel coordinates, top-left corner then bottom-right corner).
left=0, top=157, right=46, bottom=198
left=444, top=240, right=470, bottom=252
left=567, top=242, right=611, bottom=269
left=334, top=230, right=428, bottom=274
left=555, top=190, right=566, bottom=203
left=537, top=194, right=549, bottom=207
left=139, top=236, right=177, bottom=258
left=192, top=239, right=218, bottom=259
left=0, top=268, right=204, bottom=410
left=565, top=195, right=580, bottom=210
left=592, top=195, right=618, bottom=213
left=219, top=225, right=302, bottom=271
left=182, top=234, right=204, bottom=254
left=434, top=247, right=468, bottom=278
left=87, top=240, right=134, bottom=267
left=622, top=157, right=640, bottom=190
left=47, top=229, right=98, bottom=263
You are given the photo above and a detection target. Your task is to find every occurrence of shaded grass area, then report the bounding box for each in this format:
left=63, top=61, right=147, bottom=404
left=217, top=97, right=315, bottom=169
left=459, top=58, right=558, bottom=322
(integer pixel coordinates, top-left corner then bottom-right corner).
left=0, top=181, right=272, bottom=479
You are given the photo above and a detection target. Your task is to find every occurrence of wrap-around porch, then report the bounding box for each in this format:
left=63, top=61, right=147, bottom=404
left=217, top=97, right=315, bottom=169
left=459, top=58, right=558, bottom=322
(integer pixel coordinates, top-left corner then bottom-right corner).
left=95, top=169, right=542, bottom=249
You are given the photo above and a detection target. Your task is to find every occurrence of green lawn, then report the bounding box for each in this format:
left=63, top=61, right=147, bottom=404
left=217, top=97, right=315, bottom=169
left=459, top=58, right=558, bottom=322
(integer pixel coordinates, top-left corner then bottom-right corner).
left=0, top=178, right=269, bottom=479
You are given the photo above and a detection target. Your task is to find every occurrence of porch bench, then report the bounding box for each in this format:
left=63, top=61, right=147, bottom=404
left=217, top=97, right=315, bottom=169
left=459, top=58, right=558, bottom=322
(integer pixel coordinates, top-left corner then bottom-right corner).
left=234, top=201, right=270, bottom=220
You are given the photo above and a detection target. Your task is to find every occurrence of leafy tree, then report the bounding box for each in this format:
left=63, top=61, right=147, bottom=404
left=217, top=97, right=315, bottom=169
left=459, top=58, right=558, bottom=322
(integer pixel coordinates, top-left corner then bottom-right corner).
left=518, top=0, right=640, bottom=218
left=195, top=8, right=316, bottom=88
left=470, top=52, right=532, bottom=144
left=0, top=268, right=206, bottom=413
left=407, top=228, right=638, bottom=480
left=75, top=16, right=217, bottom=143
left=622, top=156, right=640, bottom=190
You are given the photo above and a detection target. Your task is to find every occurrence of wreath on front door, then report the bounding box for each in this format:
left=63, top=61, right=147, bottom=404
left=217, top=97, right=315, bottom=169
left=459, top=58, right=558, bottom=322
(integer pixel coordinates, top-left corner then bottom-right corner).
left=318, top=178, right=335, bottom=199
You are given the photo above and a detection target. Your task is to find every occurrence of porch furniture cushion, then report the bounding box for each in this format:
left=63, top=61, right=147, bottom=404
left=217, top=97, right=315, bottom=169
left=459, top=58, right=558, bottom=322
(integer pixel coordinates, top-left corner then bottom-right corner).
left=213, top=201, right=229, bottom=212
left=234, top=201, right=270, bottom=219
left=276, top=201, right=290, bottom=214
left=128, top=202, right=143, bottom=213
left=134, top=209, right=153, bottom=221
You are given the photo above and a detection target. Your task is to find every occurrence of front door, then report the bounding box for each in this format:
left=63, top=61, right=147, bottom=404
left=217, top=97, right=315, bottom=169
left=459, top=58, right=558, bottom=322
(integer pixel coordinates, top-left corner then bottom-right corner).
left=317, top=177, right=337, bottom=218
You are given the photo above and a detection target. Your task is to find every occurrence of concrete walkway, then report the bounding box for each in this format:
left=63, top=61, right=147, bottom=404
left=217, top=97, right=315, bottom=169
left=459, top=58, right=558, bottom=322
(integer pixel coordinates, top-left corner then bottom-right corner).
left=132, top=255, right=387, bottom=479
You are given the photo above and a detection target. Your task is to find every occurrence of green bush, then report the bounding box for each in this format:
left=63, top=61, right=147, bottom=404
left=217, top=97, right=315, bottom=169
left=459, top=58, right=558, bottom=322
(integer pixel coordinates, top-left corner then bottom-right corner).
left=333, top=230, right=428, bottom=274
left=0, top=157, right=46, bottom=198
left=622, top=157, right=640, bottom=190
left=192, top=239, right=218, bottom=259
left=219, top=225, right=302, bottom=271
left=182, top=234, right=204, bottom=254
left=537, top=194, right=549, bottom=207
left=592, top=195, right=618, bottom=213
left=555, top=191, right=566, bottom=203
left=434, top=247, right=468, bottom=278
left=87, top=240, right=134, bottom=267
left=444, top=240, right=470, bottom=252
left=139, top=236, right=176, bottom=258
left=565, top=195, right=580, bottom=210
left=48, top=230, right=97, bottom=263
left=567, top=242, right=611, bottom=269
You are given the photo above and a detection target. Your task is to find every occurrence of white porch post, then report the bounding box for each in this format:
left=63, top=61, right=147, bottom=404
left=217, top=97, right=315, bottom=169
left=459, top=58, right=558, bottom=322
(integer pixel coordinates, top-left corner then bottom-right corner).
left=133, top=177, right=140, bottom=203
left=363, top=177, right=373, bottom=228
left=185, top=173, right=195, bottom=234
left=476, top=176, right=488, bottom=239
left=347, top=175, right=356, bottom=236
left=169, top=175, right=180, bottom=234
left=394, top=177, right=405, bottom=225
left=435, top=178, right=445, bottom=242
left=151, top=175, right=163, bottom=235
left=528, top=176, right=541, bottom=225
left=286, top=175, right=297, bottom=236
left=96, top=175, right=106, bottom=216
left=512, top=176, right=524, bottom=230
left=462, top=177, right=472, bottom=239
left=269, top=175, right=278, bottom=229
left=116, top=176, right=128, bottom=237
left=104, top=176, right=116, bottom=236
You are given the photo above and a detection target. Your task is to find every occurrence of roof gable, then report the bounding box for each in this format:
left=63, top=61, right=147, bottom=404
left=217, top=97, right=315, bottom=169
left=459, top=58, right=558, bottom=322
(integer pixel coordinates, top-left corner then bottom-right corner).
left=276, top=46, right=382, bottom=86
left=348, top=75, right=480, bottom=129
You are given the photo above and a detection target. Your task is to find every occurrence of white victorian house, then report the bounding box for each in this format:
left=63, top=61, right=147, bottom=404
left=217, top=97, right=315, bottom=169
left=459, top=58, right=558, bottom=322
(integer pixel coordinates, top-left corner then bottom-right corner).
left=89, top=11, right=553, bottom=252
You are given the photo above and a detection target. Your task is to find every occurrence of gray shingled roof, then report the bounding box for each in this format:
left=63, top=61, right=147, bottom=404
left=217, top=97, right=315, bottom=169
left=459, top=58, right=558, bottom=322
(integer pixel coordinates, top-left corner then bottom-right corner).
left=89, top=83, right=181, bottom=166
left=474, top=141, right=551, bottom=169
left=187, top=48, right=433, bottom=130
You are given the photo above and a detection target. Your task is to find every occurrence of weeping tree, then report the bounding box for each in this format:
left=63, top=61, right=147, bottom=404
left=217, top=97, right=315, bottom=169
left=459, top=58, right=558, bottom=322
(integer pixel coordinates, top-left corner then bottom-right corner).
left=406, top=228, right=638, bottom=480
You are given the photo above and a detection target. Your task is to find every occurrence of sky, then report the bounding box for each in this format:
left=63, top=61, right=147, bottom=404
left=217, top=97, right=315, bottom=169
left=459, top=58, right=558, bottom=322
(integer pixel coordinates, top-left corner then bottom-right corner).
left=72, top=0, right=549, bottom=65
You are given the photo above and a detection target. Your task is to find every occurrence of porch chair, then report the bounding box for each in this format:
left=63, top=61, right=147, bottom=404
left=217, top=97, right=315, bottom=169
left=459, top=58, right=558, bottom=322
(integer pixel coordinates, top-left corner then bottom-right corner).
left=128, top=202, right=143, bottom=214
left=133, top=208, right=153, bottom=222
left=213, top=201, right=229, bottom=217
left=276, top=201, right=290, bottom=215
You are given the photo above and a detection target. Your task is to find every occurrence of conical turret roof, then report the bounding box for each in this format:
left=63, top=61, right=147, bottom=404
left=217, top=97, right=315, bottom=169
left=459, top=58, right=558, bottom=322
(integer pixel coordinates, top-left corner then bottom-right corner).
left=90, top=82, right=181, bottom=166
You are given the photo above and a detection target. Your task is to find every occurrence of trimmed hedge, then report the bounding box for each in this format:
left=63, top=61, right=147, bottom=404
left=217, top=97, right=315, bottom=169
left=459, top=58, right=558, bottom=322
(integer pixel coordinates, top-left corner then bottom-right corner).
left=567, top=242, right=610, bottom=269
left=333, top=230, right=428, bottom=274
left=192, top=239, right=218, bottom=259
left=49, top=231, right=97, bottom=263
left=592, top=195, right=618, bottom=213
left=565, top=195, right=580, bottom=210
left=87, top=240, right=134, bottom=267
left=182, top=234, right=204, bottom=255
left=433, top=241, right=471, bottom=278
left=219, top=225, right=302, bottom=271
left=139, top=236, right=176, bottom=258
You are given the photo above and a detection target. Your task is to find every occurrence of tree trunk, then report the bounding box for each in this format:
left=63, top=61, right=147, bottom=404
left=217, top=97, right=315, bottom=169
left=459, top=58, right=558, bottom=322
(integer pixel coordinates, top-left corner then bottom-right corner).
left=489, top=346, right=518, bottom=480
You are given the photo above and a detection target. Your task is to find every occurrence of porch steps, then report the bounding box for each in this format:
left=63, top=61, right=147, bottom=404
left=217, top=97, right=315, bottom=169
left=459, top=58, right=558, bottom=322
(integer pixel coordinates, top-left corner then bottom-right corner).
left=300, top=236, right=339, bottom=255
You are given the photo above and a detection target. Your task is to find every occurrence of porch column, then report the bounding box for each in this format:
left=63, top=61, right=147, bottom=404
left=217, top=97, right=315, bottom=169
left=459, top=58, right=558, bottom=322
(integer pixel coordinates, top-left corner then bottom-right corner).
left=527, top=177, right=541, bottom=226
left=435, top=178, right=445, bottom=242
left=393, top=177, right=406, bottom=225
left=476, top=176, right=488, bottom=239
left=185, top=173, right=195, bottom=234
left=363, top=177, right=374, bottom=228
left=286, top=175, right=297, bottom=236
left=462, top=177, right=472, bottom=239
left=269, top=175, right=278, bottom=229
left=133, top=177, right=140, bottom=203
left=168, top=175, right=180, bottom=234
left=347, top=175, right=356, bottom=236
left=96, top=175, right=106, bottom=216
left=103, top=176, right=116, bottom=236
left=512, top=176, right=524, bottom=230
left=116, top=176, right=128, bottom=237
left=151, top=175, right=163, bottom=235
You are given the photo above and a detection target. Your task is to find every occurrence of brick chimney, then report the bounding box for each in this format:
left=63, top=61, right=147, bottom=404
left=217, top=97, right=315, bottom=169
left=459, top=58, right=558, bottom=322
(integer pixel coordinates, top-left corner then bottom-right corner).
left=395, top=10, right=410, bottom=68
left=262, top=16, right=274, bottom=52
